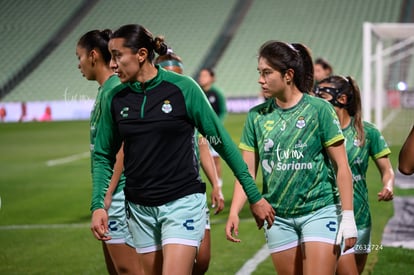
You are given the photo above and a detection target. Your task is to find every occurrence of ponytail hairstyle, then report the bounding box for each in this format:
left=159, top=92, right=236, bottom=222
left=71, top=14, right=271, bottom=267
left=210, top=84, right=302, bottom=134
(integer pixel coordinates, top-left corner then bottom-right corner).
left=111, top=24, right=169, bottom=62
left=258, top=41, right=314, bottom=93
left=317, top=75, right=365, bottom=146
left=77, top=29, right=113, bottom=64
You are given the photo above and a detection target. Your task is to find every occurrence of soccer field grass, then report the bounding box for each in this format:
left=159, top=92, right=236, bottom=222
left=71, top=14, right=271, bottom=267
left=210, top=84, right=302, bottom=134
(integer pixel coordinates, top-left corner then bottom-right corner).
left=0, top=114, right=413, bottom=274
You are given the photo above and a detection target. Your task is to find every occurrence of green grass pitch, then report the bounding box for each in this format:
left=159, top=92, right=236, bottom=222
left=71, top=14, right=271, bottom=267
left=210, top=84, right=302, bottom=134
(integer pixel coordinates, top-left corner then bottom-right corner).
left=0, top=114, right=413, bottom=274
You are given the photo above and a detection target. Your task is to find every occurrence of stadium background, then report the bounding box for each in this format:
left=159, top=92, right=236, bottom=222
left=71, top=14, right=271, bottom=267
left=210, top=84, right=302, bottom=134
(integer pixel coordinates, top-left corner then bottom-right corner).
left=1, top=0, right=413, bottom=133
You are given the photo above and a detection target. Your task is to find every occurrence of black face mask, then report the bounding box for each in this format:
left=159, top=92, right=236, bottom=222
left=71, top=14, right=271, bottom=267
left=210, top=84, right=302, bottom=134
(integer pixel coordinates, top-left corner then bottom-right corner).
left=314, top=86, right=351, bottom=108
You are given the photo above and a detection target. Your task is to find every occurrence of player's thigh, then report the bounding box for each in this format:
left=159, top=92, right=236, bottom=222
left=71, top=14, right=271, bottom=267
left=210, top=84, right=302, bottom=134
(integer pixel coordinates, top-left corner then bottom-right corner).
left=302, top=242, right=338, bottom=275
left=101, top=242, right=117, bottom=275
left=338, top=227, right=370, bottom=275
left=355, top=253, right=368, bottom=274
left=139, top=250, right=163, bottom=275
left=196, top=229, right=211, bottom=265
left=163, top=243, right=197, bottom=275
left=106, top=243, right=144, bottom=274
left=337, top=253, right=358, bottom=275
left=197, top=207, right=211, bottom=263
left=270, top=246, right=302, bottom=275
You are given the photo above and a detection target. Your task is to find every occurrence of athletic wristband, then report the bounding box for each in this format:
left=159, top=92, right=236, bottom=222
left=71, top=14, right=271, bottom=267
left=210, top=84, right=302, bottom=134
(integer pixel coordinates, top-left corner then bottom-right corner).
left=341, top=210, right=357, bottom=239
left=335, top=210, right=357, bottom=245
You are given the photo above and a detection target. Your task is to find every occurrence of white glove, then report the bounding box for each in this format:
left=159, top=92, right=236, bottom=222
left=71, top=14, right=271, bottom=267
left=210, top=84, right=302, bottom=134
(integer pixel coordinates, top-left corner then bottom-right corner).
left=335, top=210, right=357, bottom=245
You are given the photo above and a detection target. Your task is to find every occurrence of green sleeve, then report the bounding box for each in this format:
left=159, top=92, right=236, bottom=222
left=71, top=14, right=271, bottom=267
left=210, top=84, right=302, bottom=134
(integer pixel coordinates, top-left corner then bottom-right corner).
left=318, top=100, right=344, bottom=147
left=239, top=110, right=258, bottom=152
left=90, top=86, right=123, bottom=211
left=365, top=122, right=391, bottom=159
left=182, top=77, right=262, bottom=204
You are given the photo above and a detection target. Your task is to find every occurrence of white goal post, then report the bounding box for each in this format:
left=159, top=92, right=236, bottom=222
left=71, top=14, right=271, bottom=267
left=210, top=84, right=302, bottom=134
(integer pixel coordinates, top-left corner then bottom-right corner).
left=362, top=22, right=414, bottom=131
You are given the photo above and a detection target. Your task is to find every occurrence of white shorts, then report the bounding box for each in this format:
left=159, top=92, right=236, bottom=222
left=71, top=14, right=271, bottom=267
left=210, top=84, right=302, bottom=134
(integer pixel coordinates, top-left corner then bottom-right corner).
left=105, top=190, right=134, bottom=246
left=126, top=193, right=206, bottom=253
left=265, top=204, right=339, bottom=253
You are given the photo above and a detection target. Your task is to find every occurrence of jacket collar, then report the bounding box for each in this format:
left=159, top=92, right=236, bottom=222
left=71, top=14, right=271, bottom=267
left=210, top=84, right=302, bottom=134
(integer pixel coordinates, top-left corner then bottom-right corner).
left=127, top=64, right=165, bottom=93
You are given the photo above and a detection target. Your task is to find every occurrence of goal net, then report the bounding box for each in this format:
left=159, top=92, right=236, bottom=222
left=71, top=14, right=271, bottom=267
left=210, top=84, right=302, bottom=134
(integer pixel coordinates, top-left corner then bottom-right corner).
left=362, top=22, right=414, bottom=146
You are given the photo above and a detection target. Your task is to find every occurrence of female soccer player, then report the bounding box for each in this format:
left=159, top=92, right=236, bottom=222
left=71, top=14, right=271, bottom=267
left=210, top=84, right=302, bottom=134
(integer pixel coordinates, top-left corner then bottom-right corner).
left=93, top=24, right=274, bottom=275
left=76, top=29, right=144, bottom=274
left=155, top=51, right=224, bottom=275
left=315, top=75, right=394, bottom=274
left=225, top=40, right=357, bottom=275
left=197, top=68, right=227, bottom=191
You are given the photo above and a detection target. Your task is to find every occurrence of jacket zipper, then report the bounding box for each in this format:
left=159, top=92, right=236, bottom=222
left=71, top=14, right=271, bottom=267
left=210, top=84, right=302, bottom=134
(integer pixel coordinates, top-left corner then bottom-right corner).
left=140, top=83, right=147, bottom=119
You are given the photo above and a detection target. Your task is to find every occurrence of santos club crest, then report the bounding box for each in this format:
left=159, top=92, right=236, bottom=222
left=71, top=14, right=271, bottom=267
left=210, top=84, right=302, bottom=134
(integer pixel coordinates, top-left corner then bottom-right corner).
left=296, top=116, right=306, bottom=129
left=162, top=100, right=172, bottom=113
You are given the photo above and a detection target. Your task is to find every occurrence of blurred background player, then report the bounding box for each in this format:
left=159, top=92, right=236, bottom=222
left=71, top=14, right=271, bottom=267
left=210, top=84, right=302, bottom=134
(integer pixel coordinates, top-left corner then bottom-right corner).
left=155, top=50, right=225, bottom=275
left=0, top=105, right=6, bottom=122
left=315, top=75, right=394, bottom=274
left=313, top=57, right=333, bottom=90
left=197, top=68, right=227, bottom=191
left=154, top=51, right=183, bottom=74
left=38, top=105, right=52, bottom=122
left=18, top=102, right=28, bottom=122
left=76, top=29, right=143, bottom=275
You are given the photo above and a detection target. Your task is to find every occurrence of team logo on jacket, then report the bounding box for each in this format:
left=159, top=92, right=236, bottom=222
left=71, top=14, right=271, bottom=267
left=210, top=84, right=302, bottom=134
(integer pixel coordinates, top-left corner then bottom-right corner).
left=120, top=107, right=129, bottom=118
left=162, top=100, right=172, bottom=113
left=296, top=116, right=306, bottom=129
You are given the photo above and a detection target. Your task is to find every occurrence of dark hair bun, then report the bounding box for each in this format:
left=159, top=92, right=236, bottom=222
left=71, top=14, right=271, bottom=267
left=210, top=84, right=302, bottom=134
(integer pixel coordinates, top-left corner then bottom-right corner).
left=153, top=36, right=168, bottom=55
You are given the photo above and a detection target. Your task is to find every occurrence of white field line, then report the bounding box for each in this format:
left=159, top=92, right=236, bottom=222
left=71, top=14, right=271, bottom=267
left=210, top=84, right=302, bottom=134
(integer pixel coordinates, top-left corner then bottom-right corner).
left=235, top=244, right=270, bottom=275
left=211, top=217, right=269, bottom=274
left=46, top=151, right=90, bottom=167
left=0, top=223, right=89, bottom=230
left=0, top=218, right=254, bottom=230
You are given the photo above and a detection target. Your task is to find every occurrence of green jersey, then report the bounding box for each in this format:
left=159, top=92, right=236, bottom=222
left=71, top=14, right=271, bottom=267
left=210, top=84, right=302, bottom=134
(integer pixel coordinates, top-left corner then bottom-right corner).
left=240, top=93, right=344, bottom=218
left=90, top=75, right=126, bottom=211
left=343, top=119, right=391, bottom=229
